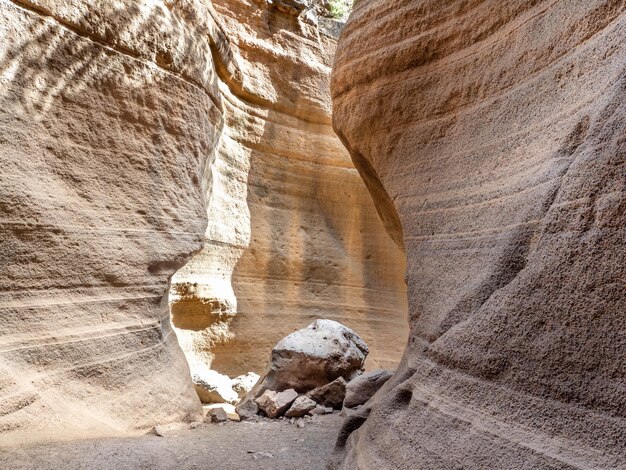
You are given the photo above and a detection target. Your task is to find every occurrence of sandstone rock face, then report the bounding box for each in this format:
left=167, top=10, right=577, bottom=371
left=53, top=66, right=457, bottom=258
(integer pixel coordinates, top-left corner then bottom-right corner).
left=0, top=0, right=236, bottom=445
left=331, top=1, right=626, bottom=468
left=0, top=0, right=405, bottom=446
left=169, top=0, right=408, bottom=378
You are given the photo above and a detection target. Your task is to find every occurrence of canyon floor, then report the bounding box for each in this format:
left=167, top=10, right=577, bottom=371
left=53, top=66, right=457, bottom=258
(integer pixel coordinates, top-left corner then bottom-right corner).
left=0, top=414, right=343, bottom=470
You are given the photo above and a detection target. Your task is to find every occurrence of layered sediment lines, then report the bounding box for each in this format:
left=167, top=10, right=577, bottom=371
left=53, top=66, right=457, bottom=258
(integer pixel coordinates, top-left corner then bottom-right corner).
left=0, top=0, right=226, bottom=444
left=170, top=0, right=408, bottom=377
left=331, top=1, right=626, bottom=468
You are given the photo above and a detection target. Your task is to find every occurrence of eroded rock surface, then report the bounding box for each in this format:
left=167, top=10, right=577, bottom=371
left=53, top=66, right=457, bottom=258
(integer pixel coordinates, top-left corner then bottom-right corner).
left=331, top=1, right=626, bottom=468
left=0, top=0, right=232, bottom=445
left=0, top=0, right=405, bottom=446
left=170, top=0, right=408, bottom=378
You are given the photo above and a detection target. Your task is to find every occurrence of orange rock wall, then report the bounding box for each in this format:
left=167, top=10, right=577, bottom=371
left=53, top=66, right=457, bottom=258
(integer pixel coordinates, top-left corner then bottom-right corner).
left=171, top=0, right=408, bottom=377
left=331, top=1, right=626, bottom=468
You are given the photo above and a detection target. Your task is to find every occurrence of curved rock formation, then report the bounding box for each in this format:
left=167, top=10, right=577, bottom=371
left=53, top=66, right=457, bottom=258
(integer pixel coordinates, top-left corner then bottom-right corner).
left=170, top=0, right=408, bottom=378
left=0, top=0, right=227, bottom=444
left=331, top=1, right=626, bottom=468
left=0, top=0, right=407, bottom=446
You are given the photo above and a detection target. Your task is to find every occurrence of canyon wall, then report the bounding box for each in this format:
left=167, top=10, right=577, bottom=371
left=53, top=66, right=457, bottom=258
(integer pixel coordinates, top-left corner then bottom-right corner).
left=0, top=0, right=408, bottom=445
left=170, top=0, right=408, bottom=378
left=0, top=0, right=227, bottom=444
left=332, top=1, right=626, bottom=469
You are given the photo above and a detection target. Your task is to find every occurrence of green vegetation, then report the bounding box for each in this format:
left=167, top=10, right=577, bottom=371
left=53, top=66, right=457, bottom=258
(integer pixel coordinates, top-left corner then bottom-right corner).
left=328, top=0, right=353, bottom=20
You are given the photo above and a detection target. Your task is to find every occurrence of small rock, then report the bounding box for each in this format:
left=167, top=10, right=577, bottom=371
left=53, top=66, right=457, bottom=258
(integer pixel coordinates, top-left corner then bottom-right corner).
left=255, top=389, right=298, bottom=418
left=307, top=377, right=347, bottom=409
left=153, top=425, right=166, bottom=437
left=188, top=421, right=202, bottom=429
left=296, top=420, right=306, bottom=428
left=206, top=407, right=228, bottom=423
left=285, top=395, right=317, bottom=418
left=204, top=403, right=241, bottom=422
left=249, top=451, right=273, bottom=460
left=344, top=369, right=393, bottom=408
left=236, top=398, right=259, bottom=420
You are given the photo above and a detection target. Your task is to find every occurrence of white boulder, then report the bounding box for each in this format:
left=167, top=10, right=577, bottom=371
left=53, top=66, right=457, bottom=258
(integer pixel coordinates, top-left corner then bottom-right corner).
left=192, top=369, right=239, bottom=405
left=251, top=319, right=368, bottom=395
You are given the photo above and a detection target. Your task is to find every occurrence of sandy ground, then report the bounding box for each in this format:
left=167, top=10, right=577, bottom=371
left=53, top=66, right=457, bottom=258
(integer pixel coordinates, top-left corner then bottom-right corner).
left=0, top=414, right=343, bottom=470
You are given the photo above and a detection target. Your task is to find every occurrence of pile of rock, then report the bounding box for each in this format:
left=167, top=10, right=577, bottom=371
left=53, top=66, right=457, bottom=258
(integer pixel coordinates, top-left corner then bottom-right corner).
left=236, top=320, right=392, bottom=420
left=190, top=367, right=259, bottom=423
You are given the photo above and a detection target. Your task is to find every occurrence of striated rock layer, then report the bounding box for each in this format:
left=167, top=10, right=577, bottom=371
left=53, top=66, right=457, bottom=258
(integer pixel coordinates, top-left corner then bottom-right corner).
left=0, top=0, right=407, bottom=446
left=0, top=0, right=229, bottom=444
left=331, top=1, right=626, bottom=468
left=170, top=0, right=408, bottom=378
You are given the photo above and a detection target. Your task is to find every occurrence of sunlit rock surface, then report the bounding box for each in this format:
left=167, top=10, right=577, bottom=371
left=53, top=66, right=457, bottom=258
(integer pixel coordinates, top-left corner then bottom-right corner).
left=0, top=0, right=407, bottom=446
left=331, top=0, right=626, bottom=468
left=0, top=0, right=228, bottom=444
left=170, top=0, right=408, bottom=378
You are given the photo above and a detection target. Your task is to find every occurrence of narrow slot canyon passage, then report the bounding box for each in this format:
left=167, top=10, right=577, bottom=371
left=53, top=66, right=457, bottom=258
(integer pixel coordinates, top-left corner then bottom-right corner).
left=168, top=0, right=409, bottom=407
left=1, top=0, right=624, bottom=469
left=164, top=0, right=410, bottom=454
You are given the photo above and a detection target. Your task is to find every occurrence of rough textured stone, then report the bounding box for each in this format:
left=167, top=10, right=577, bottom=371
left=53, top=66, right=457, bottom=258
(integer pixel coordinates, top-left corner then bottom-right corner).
left=245, top=320, right=368, bottom=406
left=0, top=0, right=233, bottom=445
left=285, top=396, right=317, bottom=418
left=331, top=1, right=626, bottom=468
left=0, top=0, right=405, bottom=446
left=343, top=369, right=392, bottom=409
left=255, top=389, right=299, bottom=419
left=272, top=0, right=310, bottom=16
left=205, top=407, right=228, bottom=424
left=192, top=370, right=239, bottom=405
left=169, top=0, right=408, bottom=378
left=307, top=377, right=346, bottom=409
left=235, top=398, right=259, bottom=421
left=204, top=403, right=241, bottom=422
